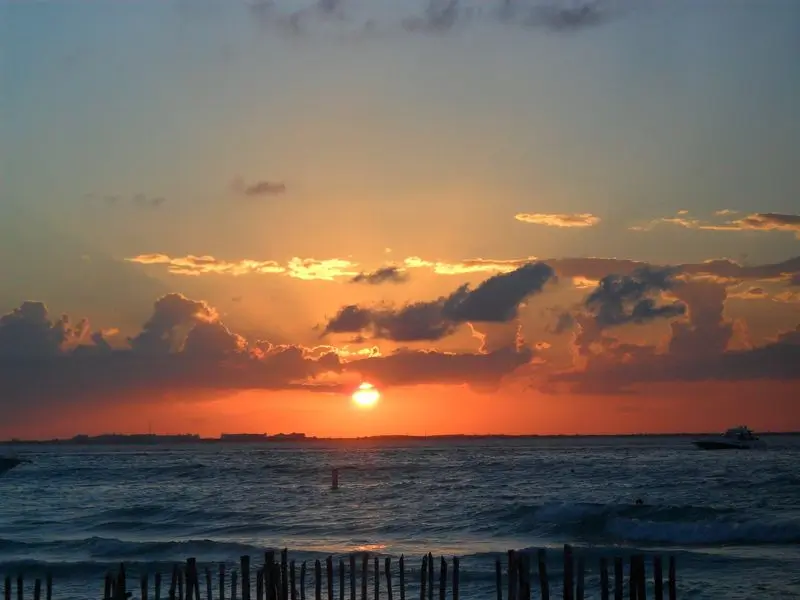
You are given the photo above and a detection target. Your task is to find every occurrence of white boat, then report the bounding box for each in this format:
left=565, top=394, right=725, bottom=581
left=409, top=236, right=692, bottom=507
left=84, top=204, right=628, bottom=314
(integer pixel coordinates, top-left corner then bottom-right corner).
left=692, top=426, right=765, bottom=450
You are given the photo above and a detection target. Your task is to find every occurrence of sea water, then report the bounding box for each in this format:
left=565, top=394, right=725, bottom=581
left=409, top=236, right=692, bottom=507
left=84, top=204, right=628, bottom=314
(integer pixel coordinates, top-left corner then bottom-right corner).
left=1, top=436, right=799, bottom=599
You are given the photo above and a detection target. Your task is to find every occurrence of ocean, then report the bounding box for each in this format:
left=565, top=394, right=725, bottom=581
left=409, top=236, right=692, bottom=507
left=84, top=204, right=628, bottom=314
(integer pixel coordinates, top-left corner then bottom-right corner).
left=1, top=436, right=799, bottom=600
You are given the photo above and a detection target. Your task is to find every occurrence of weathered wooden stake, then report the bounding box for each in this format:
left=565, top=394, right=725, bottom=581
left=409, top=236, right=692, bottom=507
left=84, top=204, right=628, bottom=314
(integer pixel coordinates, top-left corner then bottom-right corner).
left=628, top=556, right=636, bottom=600
left=361, top=554, right=368, bottom=600
left=507, top=550, right=517, bottom=600
left=282, top=550, right=289, bottom=600
left=599, top=558, right=609, bottom=600
left=206, top=568, right=213, bottom=600
left=105, top=574, right=113, bottom=600
left=339, top=560, right=345, bottom=600
left=614, top=557, right=623, bottom=600
left=494, top=559, right=502, bottom=600
left=399, top=555, right=406, bottom=600
left=326, top=557, right=334, bottom=600
left=438, top=557, right=447, bottom=600
left=427, top=554, right=433, bottom=600
left=315, top=560, right=322, bottom=600
left=15, top=575, right=21, bottom=600
left=156, top=572, right=163, bottom=600
left=374, top=557, right=380, bottom=600
left=667, top=558, right=676, bottom=600
left=178, top=567, right=185, bottom=600
left=4, top=576, right=10, bottom=600
left=33, top=579, right=41, bottom=600
left=385, top=557, right=393, bottom=600
left=300, top=562, right=306, bottom=600
left=141, top=574, right=149, bottom=600
left=257, top=569, right=264, bottom=600
left=45, top=574, right=52, bottom=600
left=232, top=571, right=238, bottom=600
left=349, top=555, right=356, bottom=600
left=291, top=562, right=297, bottom=600
left=242, top=556, right=251, bottom=600
left=653, top=557, right=663, bottom=600
left=576, top=556, right=585, bottom=600
left=219, top=565, right=225, bottom=600
left=452, top=557, right=459, bottom=600
left=537, top=550, right=549, bottom=600
left=420, top=555, right=428, bottom=600
left=563, top=545, right=574, bottom=600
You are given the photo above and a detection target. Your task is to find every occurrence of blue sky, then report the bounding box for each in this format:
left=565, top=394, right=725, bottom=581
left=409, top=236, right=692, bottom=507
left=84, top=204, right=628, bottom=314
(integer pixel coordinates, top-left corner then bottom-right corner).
left=1, top=0, right=799, bottom=436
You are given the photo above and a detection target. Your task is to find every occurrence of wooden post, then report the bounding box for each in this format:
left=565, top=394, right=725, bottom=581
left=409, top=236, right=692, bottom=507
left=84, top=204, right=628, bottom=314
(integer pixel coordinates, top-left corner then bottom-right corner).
left=142, top=574, right=149, bottom=600
left=420, top=555, right=427, bottom=600
left=327, top=557, right=334, bottom=600
left=45, top=574, right=52, bottom=600
left=291, top=562, right=297, bottom=600
left=667, top=558, right=675, bottom=600
left=507, top=550, right=517, bottom=600
left=427, top=554, right=433, bottom=600
left=34, top=579, right=41, bottom=600
left=600, top=558, right=609, bottom=600
left=257, top=570, right=264, bottom=600
left=349, top=556, right=356, bottom=600
left=232, top=571, right=238, bottom=600
left=385, top=558, right=393, bottom=600
left=206, top=568, right=213, bottom=600
left=339, top=560, right=345, bottom=600
left=563, top=545, right=574, bottom=600
left=300, top=563, right=306, bottom=600
left=187, top=559, right=198, bottom=600
left=438, top=557, right=447, bottom=600
left=614, top=558, right=623, bottom=600
left=242, top=556, right=251, bottom=600
left=282, top=550, right=289, bottom=600
left=494, top=559, right=502, bottom=600
left=265, top=555, right=274, bottom=600
left=399, top=555, right=405, bottom=600
left=374, top=557, right=380, bottom=600
left=105, top=574, right=113, bottom=600
left=653, top=557, right=662, bottom=600
left=315, top=560, right=322, bottom=600
left=5, top=576, right=10, bottom=600
left=576, top=557, right=585, bottom=600
left=178, top=567, right=185, bottom=600
left=15, top=575, right=22, bottom=600
left=156, top=572, right=163, bottom=600
left=170, top=566, right=178, bottom=600
left=361, top=554, right=368, bottom=600
left=519, top=553, right=531, bottom=600
left=452, top=557, right=459, bottom=600
left=220, top=565, right=225, bottom=600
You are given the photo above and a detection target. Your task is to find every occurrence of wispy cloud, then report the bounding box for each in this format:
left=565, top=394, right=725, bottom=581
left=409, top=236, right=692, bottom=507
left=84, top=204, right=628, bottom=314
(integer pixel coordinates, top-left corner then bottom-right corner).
left=232, top=177, right=287, bottom=197
left=350, top=266, right=409, bottom=285
left=631, top=211, right=800, bottom=238
left=126, top=254, right=286, bottom=277
left=514, top=213, right=601, bottom=228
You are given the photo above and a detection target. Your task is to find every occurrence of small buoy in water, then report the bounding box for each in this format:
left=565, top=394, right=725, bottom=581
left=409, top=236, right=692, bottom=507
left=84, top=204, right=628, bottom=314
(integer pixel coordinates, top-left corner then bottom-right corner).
left=331, top=467, right=339, bottom=490
left=635, top=498, right=643, bottom=505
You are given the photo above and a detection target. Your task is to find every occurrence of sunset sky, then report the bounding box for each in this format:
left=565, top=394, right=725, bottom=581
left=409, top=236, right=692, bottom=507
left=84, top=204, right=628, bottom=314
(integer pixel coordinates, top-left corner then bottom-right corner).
left=2, top=0, right=799, bottom=439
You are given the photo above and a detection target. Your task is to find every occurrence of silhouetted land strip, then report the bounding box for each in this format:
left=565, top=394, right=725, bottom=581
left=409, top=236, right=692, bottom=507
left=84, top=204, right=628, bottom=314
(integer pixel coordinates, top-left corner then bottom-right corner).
left=2, top=432, right=798, bottom=445
left=1, top=546, right=679, bottom=600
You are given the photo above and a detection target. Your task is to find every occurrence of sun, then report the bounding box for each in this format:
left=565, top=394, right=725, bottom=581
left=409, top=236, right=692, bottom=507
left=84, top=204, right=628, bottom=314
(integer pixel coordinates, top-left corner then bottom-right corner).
left=352, top=382, right=381, bottom=409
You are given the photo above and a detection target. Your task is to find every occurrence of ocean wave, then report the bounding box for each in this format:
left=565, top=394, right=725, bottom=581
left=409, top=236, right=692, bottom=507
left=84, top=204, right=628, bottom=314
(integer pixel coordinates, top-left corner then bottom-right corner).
left=491, top=501, right=800, bottom=546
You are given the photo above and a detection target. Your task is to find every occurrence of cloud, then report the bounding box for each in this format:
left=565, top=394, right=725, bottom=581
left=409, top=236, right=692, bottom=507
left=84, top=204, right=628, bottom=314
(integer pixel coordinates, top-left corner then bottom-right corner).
left=584, top=267, right=686, bottom=328
left=285, top=257, right=358, bottom=281
left=232, top=177, right=287, bottom=197
left=126, top=254, right=286, bottom=277
left=514, top=213, right=601, bottom=228
left=632, top=211, right=800, bottom=238
left=323, top=262, right=555, bottom=341
left=87, top=193, right=167, bottom=209
left=350, top=266, right=409, bottom=285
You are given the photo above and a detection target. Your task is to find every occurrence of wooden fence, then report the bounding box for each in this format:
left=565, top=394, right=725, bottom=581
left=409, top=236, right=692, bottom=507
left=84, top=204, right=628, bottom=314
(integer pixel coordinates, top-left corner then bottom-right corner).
left=2, top=545, right=677, bottom=600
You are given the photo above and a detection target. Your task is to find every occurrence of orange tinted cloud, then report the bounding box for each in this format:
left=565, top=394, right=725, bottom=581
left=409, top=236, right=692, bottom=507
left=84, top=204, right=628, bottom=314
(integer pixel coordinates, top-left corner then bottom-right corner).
left=632, top=211, right=800, bottom=237
left=514, top=212, right=601, bottom=227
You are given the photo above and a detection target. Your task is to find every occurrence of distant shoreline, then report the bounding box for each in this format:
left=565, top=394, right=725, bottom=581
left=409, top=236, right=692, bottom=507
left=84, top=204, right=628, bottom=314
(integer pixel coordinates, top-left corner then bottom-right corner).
left=2, top=431, right=798, bottom=445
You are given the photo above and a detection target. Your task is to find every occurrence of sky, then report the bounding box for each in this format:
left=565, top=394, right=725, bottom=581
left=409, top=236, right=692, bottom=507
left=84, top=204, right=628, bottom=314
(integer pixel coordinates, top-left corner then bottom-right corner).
left=1, top=0, right=799, bottom=439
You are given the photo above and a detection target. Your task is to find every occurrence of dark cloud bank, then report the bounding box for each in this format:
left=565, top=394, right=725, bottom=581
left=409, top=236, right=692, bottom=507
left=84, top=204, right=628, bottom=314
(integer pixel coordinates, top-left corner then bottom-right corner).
left=1, top=257, right=798, bottom=426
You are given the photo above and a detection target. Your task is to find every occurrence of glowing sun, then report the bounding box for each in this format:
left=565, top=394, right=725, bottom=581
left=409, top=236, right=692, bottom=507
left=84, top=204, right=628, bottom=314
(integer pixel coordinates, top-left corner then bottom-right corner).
left=352, top=382, right=381, bottom=408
